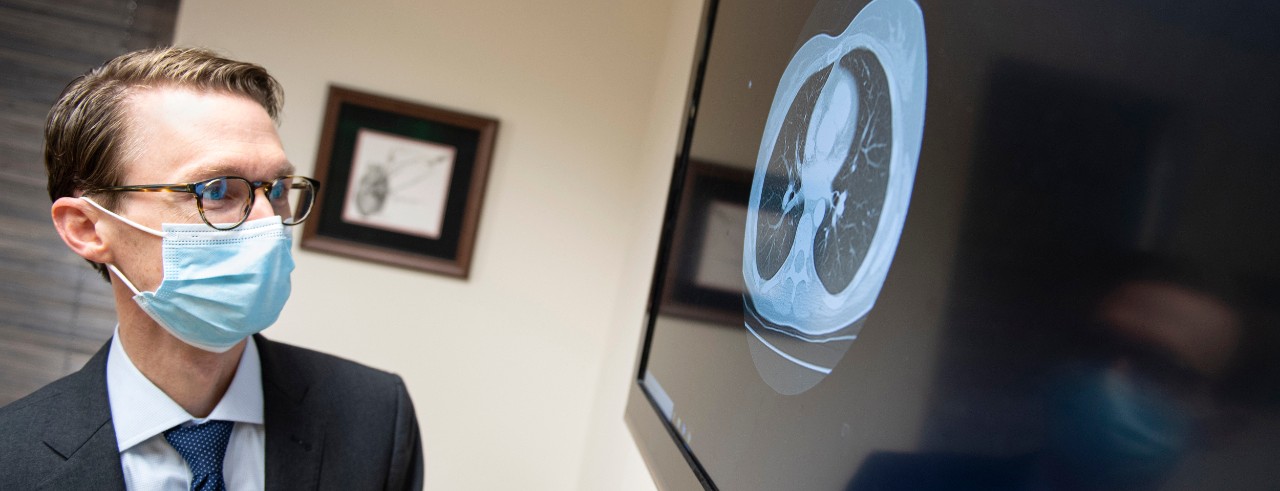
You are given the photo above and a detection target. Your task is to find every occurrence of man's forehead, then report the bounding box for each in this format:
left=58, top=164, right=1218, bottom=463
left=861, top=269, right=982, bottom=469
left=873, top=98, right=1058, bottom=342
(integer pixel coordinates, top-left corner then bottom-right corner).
left=118, top=86, right=289, bottom=184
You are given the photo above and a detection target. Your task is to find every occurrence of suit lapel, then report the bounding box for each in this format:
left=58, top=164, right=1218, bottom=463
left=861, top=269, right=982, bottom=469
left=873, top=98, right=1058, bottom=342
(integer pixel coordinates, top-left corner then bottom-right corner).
left=257, top=335, right=325, bottom=491
left=36, top=342, right=127, bottom=490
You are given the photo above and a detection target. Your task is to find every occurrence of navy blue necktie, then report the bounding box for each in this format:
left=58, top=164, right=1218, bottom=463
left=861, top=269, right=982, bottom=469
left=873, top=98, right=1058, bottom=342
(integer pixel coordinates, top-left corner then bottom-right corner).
left=164, top=420, right=234, bottom=491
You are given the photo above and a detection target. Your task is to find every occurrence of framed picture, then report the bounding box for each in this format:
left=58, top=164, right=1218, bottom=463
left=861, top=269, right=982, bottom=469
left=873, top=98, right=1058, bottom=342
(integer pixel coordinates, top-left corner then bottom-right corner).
left=658, top=160, right=753, bottom=325
left=302, top=86, right=498, bottom=278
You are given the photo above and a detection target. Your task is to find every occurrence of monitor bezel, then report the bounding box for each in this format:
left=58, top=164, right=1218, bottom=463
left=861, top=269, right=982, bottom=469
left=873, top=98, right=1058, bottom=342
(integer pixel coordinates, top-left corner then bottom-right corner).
left=623, top=0, right=722, bottom=488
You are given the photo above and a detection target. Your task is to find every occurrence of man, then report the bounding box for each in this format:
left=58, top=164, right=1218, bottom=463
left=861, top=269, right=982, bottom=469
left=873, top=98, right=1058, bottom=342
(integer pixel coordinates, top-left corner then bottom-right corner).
left=0, top=47, right=423, bottom=490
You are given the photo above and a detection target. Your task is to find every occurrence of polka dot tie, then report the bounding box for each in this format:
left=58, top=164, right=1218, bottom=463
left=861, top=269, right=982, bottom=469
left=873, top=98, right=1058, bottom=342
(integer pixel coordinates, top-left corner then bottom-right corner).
left=163, top=420, right=234, bottom=491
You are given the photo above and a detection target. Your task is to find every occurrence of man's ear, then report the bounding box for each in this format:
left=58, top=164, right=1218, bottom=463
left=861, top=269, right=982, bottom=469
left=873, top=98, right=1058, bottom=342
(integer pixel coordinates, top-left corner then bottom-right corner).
left=51, top=197, right=113, bottom=265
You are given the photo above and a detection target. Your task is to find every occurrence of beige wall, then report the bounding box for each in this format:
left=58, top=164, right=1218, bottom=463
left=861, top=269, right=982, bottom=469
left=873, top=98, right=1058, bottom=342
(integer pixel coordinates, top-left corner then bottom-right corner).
left=576, top=0, right=705, bottom=487
left=174, top=0, right=699, bottom=488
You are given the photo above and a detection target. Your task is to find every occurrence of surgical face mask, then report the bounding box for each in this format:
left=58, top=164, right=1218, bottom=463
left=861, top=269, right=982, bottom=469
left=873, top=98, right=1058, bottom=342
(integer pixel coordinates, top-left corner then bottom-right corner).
left=83, top=197, right=294, bottom=352
left=1046, top=362, right=1191, bottom=488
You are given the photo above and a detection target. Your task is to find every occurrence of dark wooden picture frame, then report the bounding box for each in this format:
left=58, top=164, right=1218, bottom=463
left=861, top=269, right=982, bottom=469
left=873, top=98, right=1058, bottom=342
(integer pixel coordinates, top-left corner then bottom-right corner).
left=659, top=160, right=753, bottom=325
left=302, top=86, right=498, bottom=278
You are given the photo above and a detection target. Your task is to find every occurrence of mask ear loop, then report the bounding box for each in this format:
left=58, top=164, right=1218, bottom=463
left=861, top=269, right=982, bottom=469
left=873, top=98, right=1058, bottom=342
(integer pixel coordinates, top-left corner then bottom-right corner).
left=105, top=264, right=143, bottom=295
left=81, top=196, right=162, bottom=295
left=80, top=196, right=165, bottom=238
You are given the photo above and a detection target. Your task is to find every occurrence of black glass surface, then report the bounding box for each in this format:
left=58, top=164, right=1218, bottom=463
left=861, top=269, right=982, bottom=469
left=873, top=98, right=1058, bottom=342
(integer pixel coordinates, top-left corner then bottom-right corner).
left=630, top=0, right=1280, bottom=489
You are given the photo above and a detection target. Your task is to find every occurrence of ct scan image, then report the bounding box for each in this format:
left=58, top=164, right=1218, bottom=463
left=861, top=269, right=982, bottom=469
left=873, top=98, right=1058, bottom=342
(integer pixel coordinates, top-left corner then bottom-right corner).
left=742, top=0, right=928, bottom=395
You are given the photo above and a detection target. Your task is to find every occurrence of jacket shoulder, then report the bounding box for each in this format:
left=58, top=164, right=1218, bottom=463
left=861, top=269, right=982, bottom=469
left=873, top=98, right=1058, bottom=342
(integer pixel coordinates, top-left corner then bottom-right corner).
left=256, top=336, right=406, bottom=390
left=0, top=367, right=117, bottom=488
left=0, top=357, right=106, bottom=434
left=0, top=374, right=73, bottom=428
left=254, top=335, right=415, bottom=419
left=254, top=336, right=423, bottom=490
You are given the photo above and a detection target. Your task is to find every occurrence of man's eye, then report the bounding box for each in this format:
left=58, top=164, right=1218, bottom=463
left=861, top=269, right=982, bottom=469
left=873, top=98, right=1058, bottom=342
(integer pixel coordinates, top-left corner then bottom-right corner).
left=206, top=182, right=227, bottom=200
left=267, top=182, right=284, bottom=200
left=201, top=178, right=245, bottom=203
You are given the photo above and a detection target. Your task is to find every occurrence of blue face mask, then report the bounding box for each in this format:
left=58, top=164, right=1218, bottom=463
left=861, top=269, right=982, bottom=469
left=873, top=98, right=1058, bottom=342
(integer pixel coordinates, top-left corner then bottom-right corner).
left=83, top=198, right=294, bottom=352
left=1046, top=362, right=1191, bottom=488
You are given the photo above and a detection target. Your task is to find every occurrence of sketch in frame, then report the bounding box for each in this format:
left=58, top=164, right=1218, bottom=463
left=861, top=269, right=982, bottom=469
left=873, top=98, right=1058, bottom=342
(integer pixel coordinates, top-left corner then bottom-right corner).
left=344, top=129, right=456, bottom=239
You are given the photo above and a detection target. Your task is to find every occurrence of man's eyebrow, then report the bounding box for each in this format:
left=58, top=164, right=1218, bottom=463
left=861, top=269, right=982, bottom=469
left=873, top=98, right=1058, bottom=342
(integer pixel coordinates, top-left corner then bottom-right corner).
left=177, top=162, right=297, bottom=182
left=181, top=166, right=232, bottom=181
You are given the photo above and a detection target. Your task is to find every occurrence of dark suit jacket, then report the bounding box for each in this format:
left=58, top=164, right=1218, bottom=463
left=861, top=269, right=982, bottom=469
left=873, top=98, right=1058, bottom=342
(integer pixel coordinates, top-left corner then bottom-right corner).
left=0, top=334, right=424, bottom=490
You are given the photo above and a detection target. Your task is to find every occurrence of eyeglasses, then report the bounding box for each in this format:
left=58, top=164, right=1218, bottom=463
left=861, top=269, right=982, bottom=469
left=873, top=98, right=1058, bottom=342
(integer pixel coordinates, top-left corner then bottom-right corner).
left=87, top=175, right=321, bottom=230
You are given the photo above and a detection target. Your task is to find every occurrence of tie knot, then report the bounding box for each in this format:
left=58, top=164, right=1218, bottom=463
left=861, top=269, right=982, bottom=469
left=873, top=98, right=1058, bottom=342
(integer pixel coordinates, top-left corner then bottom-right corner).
left=164, top=420, right=234, bottom=491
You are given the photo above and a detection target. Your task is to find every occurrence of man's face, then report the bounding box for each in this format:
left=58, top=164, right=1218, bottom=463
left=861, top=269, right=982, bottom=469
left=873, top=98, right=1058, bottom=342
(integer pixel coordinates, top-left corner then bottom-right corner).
left=103, top=87, right=292, bottom=293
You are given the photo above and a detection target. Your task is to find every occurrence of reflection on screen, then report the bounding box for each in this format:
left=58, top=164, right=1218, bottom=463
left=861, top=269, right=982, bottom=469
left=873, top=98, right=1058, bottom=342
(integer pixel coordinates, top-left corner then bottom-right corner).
left=635, top=0, right=1280, bottom=489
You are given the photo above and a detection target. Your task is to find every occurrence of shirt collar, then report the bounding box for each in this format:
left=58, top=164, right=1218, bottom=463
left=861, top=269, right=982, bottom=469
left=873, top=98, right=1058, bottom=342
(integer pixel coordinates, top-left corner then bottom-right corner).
left=106, top=328, right=264, bottom=452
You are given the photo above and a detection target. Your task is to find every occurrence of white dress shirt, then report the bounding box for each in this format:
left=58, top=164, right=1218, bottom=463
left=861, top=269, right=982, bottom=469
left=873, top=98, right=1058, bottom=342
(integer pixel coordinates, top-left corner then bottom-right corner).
left=106, top=329, right=266, bottom=490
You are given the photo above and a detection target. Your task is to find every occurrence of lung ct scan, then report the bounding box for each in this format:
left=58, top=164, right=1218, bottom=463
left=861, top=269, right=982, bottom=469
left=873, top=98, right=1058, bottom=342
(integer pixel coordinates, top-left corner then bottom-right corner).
left=743, top=0, right=926, bottom=395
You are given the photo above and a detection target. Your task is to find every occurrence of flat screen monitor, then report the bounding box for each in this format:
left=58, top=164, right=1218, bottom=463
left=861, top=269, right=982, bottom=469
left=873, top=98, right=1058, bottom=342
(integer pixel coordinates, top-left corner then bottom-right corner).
left=625, top=0, right=1280, bottom=489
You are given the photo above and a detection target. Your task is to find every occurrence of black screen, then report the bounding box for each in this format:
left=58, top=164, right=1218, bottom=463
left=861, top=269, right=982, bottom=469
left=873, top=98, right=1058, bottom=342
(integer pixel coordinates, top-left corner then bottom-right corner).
left=630, top=0, right=1280, bottom=489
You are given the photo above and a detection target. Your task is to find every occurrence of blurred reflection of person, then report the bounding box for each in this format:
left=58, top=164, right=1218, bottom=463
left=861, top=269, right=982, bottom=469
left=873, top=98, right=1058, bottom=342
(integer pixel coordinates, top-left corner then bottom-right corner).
left=1041, top=277, right=1240, bottom=490
left=849, top=265, right=1240, bottom=491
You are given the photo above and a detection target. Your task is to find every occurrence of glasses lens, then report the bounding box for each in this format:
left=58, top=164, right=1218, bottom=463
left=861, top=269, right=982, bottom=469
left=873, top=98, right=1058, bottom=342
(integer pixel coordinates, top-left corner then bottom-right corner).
left=199, top=177, right=253, bottom=228
left=269, top=176, right=316, bottom=225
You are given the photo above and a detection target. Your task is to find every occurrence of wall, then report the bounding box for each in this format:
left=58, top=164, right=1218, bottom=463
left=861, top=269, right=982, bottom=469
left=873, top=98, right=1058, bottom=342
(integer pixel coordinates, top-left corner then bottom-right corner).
left=173, top=0, right=698, bottom=488
left=577, top=0, right=704, bottom=488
